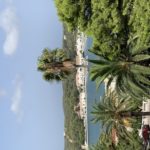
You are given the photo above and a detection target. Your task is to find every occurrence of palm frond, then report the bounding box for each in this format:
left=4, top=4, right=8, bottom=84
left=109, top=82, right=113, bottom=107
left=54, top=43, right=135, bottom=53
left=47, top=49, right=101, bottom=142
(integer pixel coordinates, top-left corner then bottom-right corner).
left=131, top=45, right=150, bottom=55
left=132, top=54, right=150, bottom=62
left=131, top=64, right=150, bottom=75
left=136, top=74, right=150, bottom=86
left=126, top=74, right=149, bottom=98
left=88, top=59, right=109, bottom=65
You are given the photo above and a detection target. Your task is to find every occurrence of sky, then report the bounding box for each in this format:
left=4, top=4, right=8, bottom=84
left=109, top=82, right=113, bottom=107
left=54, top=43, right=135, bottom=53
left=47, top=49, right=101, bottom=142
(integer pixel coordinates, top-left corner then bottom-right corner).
left=0, top=0, right=64, bottom=149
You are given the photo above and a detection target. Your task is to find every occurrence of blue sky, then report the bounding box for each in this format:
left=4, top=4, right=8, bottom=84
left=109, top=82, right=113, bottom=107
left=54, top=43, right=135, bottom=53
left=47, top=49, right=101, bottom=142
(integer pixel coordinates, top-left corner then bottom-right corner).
left=0, top=0, right=64, bottom=149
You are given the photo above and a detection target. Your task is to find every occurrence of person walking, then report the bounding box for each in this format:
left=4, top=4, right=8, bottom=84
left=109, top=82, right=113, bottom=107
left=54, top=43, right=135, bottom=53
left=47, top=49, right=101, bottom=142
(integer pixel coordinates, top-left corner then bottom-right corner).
left=142, top=125, right=150, bottom=150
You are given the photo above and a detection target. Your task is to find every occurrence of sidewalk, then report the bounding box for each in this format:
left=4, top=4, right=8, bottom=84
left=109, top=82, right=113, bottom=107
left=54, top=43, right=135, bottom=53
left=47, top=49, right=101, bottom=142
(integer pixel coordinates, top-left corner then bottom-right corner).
left=142, top=99, right=150, bottom=125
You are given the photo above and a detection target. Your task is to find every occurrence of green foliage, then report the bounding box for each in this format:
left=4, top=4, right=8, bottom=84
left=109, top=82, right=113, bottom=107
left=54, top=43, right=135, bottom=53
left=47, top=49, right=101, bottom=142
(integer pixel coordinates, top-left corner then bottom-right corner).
left=129, top=1, right=150, bottom=50
left=117, top=130, right=142, bottom=150
left=90, top=91, right=142, bottom=150
left=37, top=48, right=75, bottom=82
left=54, top=0, right=92, bottom=31
left=38, top=48, right=68, bottom=67
left=55, top=0, right=150, bottom=60
left=87, top=0, right=150, bottom=59
left=88, top=0, right=127, bottom=59
left=89, top=133, right=115, bottom=150
left=91, top=91, right=138, bottom=138
left=89, top=44, right=150, bottom=99
left=90, top=130, right=142, bottom=150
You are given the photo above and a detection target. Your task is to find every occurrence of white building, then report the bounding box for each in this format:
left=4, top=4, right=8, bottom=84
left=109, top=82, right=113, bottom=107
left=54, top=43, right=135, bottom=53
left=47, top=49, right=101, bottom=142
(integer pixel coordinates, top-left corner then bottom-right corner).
left=75, top=30, right=88, bottom=149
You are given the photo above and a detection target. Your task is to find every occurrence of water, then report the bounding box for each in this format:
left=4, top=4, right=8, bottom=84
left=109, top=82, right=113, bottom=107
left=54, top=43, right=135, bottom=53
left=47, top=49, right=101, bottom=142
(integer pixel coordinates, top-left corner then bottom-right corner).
left=85, top=38, right=105, bottom=145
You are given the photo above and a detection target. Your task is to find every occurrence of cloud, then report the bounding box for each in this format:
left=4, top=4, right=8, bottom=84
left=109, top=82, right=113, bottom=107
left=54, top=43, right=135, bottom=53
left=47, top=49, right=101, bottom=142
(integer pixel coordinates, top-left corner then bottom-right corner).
left=11, top=76, right=23, bottom=122
left=0, top=89, right=6, bottom=97
left=0, top=5, right=19, bottom=55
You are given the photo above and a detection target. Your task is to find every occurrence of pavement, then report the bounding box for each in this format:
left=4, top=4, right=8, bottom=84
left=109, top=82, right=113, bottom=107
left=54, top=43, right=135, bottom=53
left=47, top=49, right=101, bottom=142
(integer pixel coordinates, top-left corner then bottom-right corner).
left=142, top=100, right=150, bottom=125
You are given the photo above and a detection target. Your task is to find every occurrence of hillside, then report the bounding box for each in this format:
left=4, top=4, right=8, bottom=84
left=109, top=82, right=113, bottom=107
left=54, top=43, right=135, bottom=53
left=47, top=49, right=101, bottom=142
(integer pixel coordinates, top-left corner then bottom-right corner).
left=62, top=25, right=85, bottom=150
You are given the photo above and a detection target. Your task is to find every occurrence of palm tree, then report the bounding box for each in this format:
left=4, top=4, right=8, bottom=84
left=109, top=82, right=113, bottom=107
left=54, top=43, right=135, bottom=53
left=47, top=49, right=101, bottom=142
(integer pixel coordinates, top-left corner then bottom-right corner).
left=91, top=91, right=150, bottom=141
left=89, top=46, right=150, bottom=99
left=37, top=48, right=81, bottom=82
left=90, top=131, right=142, bottom=150
left=42, top=70, right=70, bottom=82
left=90, top=133, right=116, bottom=150
left=116, top=133, right=142, bottom=150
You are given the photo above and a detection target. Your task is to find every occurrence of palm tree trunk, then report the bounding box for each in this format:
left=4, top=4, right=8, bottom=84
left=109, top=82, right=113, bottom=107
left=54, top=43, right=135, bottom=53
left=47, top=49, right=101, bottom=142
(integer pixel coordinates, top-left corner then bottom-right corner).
left=131, top=112, right=150, bottom=117
left=74, top=64, right=87, bottom=68
left=121, top=111, right=150, bottom=117
left=45, top=60, right=87, bottom=72
left=63, top=60, right=87, bottom=68
left=112, top=128, right=118, bottom=145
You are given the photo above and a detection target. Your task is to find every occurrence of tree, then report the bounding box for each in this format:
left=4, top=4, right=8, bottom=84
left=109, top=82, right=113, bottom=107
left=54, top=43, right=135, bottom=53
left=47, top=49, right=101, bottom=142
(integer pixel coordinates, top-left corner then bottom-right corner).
left=37, top=48, right=86, bottom=82
left=87, top=0, right=150, bottom=59
left=89, top=44, right=150, bottom=99
left=90, top=131, right=142, bottom=150
left=54, top=0, right=92, bottom=31
left=90, top=133, right=116, bottom=150
left=87, top=0, right=129, bottom=59
left=129, top=1, right=150, bottom=50
left=91, top=91, right=149, bottom=142
left=54, top=1, right=150, bottom=60
left=37, top=48, right=76, bottom=82
left=88, top=1, right=150, bottom=100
